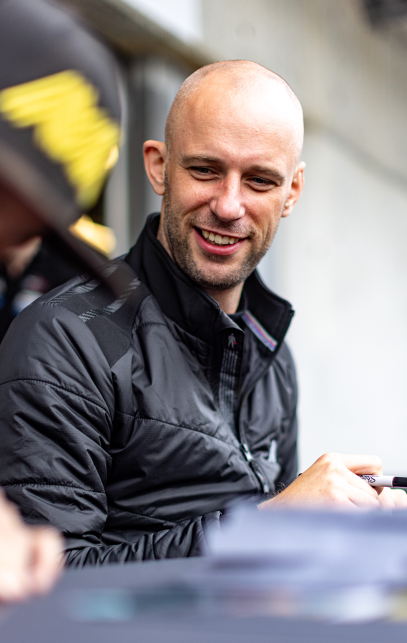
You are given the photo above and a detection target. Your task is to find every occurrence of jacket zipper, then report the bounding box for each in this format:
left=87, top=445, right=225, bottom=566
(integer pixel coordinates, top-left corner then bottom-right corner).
left=240, top=442, right=270, bottom=494
left=237, top=360, right=274, bottom=494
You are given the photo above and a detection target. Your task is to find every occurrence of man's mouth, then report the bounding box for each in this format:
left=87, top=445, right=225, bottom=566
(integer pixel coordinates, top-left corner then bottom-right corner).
left=197, top=228, right=242, bottom=246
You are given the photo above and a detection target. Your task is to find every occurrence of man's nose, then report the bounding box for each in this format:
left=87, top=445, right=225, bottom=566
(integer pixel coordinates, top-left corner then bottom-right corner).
left=209, top=175, right=245, bottom=221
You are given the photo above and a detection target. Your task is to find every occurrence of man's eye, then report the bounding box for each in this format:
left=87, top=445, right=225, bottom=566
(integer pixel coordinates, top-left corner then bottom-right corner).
left=251, top=177, right=271, bottom=185
left=249, top=177, right=274, bottom=189
left=190, top=167, right=214, bottom=175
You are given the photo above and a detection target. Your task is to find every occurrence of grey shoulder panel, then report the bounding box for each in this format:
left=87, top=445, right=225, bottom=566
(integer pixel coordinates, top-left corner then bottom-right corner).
left=49, top=259, right=149, bottom=367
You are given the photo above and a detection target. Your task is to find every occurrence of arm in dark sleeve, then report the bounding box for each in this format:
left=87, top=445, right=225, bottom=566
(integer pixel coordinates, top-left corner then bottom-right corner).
left=274, top=342, right=298, bottom=490
left=65, top=511, right=220, bottom=567
left=0, top=301, right=219, bottom=566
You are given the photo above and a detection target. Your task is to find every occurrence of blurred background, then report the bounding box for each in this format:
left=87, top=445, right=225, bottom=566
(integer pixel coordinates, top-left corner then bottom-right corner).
left=58, top=0, right=407, bottom=475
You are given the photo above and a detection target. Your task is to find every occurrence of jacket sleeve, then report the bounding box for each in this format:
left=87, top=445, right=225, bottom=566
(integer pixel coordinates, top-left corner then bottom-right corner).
left=65, top=512, right=220, bottom=566
left=0, top=301, right=218, bottom=565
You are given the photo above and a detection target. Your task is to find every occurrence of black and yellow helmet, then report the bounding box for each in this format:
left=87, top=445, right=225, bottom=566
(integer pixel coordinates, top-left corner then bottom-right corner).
left=0, top=0, right=124, bottom=286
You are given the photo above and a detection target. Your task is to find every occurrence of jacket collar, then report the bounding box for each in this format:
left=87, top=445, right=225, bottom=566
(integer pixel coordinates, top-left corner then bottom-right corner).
left=126, top=214, right=294, bottom=352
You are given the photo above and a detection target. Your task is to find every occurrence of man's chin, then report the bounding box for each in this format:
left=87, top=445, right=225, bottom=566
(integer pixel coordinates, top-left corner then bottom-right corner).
left=185, top=264, right=246, bottom=291
left=171, top=242, right=256, bottom=291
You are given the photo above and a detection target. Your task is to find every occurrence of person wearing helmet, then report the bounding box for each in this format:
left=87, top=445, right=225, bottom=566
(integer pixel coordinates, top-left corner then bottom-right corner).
left=0, top=0, right=122, bottom=599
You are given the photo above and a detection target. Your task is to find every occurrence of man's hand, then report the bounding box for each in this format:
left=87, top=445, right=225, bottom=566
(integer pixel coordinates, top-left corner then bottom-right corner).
left=376, top=487, right=407, bottom=510
left=260, top=453, right=407, bottom=511
left=0, top=490, right=63, bottom=602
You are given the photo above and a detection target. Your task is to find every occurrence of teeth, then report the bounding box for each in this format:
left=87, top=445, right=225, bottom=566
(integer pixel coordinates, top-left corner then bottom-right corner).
left=200, top=229, right=239, bottom=246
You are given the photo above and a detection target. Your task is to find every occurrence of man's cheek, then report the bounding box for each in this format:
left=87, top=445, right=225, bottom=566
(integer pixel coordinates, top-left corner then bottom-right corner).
left=183, top=183, right=212, bottom=212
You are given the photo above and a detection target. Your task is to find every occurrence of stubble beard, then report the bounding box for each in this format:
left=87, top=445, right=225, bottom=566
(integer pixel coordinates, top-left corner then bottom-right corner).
left=162, top=180, right=278, bottom=291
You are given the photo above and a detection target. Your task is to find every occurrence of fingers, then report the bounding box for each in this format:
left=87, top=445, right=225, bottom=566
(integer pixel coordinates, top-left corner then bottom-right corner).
left=0, top=567, right=31, bottom=603
left=315, top=459, right=381, bottom=505
left=261, top=452, right=406, bottom=514
left=377, top=488, right=407, bottom=510
left=0, top=492, right=25, bottom=529
left=346, top=484, right=380, bottom=509
left=28, top=527, right=64, bottom=595
left=260, top=452, right=385, bottom=511
left=317, top=463, right=380, bottom=509
left=0, top=494, right=63, bottom=602
left=0, top=512, right=32, bottom=602
left=319, top=453, right=383, bottom=475
left=343, top=467, right=380, bottom=499
left=392, top=490, right=407, bottom=509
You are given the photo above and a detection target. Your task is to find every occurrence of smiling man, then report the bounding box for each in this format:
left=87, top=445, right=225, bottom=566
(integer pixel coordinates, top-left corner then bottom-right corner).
left=146, top=63, right=304, bottom=316
left=0, top=60, right=403, bottom=568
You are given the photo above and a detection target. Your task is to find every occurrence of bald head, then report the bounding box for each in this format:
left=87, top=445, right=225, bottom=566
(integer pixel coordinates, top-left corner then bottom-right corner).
left=165, top=60, right=304, bottom=162
left=144, top=60, right=306, bottom=311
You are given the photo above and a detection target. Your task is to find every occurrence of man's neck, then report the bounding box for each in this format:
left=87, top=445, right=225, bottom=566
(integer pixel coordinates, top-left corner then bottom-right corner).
left=204, top=284, right=244, bottom=315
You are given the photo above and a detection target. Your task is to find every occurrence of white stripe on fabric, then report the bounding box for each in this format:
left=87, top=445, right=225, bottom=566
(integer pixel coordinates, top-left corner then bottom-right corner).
left=268, top=439, right=278, bottom=463
left=79, top=278, right=140, bottom=323
left=242, top=311, right=278, bottom=352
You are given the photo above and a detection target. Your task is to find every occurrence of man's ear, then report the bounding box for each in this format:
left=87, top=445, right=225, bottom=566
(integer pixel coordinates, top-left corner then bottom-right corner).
left=282, top=161, right=305, bottom=218
left=143, top=140, right=167, bottom=196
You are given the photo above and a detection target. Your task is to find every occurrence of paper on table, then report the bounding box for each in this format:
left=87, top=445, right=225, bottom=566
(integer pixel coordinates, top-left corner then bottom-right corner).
left=205, top=505, right=407, bottom=589
left=198, top=505, right=407, bottom=622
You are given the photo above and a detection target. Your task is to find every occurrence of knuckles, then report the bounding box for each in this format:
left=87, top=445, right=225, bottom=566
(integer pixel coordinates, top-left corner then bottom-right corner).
left=314, top=453, right=344, bottom=478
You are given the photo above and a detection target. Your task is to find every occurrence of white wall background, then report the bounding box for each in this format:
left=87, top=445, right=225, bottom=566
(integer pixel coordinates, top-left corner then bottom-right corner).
left=122, top=0, right=203, bottom=42
left=201, top=0, right=407, bottom=474
left=259, top=127, right=407, bottom=474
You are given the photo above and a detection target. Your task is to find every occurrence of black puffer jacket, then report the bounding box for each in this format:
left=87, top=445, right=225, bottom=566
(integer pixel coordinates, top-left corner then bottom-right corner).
left=0, top=214, right=298, bottom=566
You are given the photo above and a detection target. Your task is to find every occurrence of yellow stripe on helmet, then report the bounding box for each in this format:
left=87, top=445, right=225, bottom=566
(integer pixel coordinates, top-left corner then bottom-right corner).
left=0, top=70, right=120, bottom=208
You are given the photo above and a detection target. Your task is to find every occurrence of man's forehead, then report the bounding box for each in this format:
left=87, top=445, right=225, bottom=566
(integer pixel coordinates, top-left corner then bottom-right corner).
left=189, top=76, right=296, bottom=119
left=172, top=78, right=302, bottom=161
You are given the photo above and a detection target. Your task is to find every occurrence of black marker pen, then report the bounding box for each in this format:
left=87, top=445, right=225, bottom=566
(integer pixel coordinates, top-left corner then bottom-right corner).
left=360, top=475, right=407, bottom=489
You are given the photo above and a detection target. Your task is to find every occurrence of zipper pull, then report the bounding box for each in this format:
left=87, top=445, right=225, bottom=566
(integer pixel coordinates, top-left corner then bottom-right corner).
left=241, top=442, right=254, bottom=462
left=252, top=461, right=270, bottom=494
left=241, top=443, right=270, bottom=494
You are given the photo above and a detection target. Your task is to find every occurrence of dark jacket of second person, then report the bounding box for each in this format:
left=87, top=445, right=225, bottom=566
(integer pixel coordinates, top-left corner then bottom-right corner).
left=0, top=237, right=81, bottom=342
left=0, top=214, right=298, bottom=566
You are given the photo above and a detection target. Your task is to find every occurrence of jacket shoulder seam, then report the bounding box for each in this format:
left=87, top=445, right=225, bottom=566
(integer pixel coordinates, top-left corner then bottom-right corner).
left=0, top=377, right=112, bottom=419
left=136, top=321, right=168, bottom=330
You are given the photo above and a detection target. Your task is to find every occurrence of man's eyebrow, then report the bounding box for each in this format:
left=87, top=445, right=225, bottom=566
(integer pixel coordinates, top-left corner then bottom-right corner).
left=181, top=155, right=221, bottom=165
